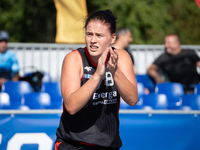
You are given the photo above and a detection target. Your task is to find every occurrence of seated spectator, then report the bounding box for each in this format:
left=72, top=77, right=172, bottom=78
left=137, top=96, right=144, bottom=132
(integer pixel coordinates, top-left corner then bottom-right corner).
left=0, top=30, right=20, bottom=90
left=112, top=27, right=135, bottom=73
left=147, top=34, right=200, bottom=93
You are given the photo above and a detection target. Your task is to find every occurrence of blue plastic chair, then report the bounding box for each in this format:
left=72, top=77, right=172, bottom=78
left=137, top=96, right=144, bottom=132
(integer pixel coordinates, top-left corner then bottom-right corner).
left=137, top=82, right=145, bottom=97
left=1, top=81, right=32, bottom=109
left=23, top=92, right=51, bottom=109
left=181, top=94, right=200, bottom=110
left=42, top=72, right=52, bottom=83
left=194, top=84, right=200, bottom=94
left=2, top=81, right=32, bottom=96
left=119, top=82, right=144, bottom=109
left=41, top=82, right=61, bottom=97
left=136, top=74, right=156, bottom=93
left=10, top=93, right=24, bottom=109
left=120, top=96, right=143, bottom=110
left=122, top=82, right=145, bottom=109
left=41, top=82, right=62, bottom=109
left=141, top=93, right=168, bottom=110
left=155, top=82, right=184, bottom=109
left=0, top=92, right=10, bottom=109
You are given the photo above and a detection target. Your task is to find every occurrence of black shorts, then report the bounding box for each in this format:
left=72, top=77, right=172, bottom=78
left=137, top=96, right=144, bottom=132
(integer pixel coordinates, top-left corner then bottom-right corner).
left=54, top=141, right=119, bottom=150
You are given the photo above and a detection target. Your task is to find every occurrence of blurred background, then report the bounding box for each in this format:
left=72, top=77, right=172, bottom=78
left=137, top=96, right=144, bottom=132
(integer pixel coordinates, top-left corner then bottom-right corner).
left=0, top=0, right=200, bottom=44
left=0, top=1, right=200, bottom=150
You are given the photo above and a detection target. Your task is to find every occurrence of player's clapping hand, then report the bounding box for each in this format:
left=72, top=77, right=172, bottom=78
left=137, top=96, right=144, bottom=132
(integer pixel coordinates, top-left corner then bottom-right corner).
left=108, top=47, right=118, bottom=75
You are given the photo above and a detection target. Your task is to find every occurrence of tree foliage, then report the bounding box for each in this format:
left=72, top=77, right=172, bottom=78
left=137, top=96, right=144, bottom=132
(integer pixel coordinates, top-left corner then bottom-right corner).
left=87, top=0, right=200, bottom=44
left=0, top=0, right=199, bottom=44
left=0, top=0, right=56, bottom=42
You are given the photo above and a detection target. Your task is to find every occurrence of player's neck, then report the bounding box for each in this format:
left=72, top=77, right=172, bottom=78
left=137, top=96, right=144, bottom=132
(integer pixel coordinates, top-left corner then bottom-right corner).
left=112, top=41, right=124, bottom=50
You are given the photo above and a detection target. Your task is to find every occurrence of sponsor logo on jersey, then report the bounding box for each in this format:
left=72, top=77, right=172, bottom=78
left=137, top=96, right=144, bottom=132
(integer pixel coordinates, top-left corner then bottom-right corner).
left=84, top=66, right=92, bottom=72
left=83, top=74, right=92, bottom=79
left=92, top=99, right=117, bottom=105
left=92, top=91, right=117, bottom=105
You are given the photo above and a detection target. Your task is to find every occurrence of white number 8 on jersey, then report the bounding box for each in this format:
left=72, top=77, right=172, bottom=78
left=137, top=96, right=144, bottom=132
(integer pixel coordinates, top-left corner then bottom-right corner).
left=105, top=72, right=114, bottom=86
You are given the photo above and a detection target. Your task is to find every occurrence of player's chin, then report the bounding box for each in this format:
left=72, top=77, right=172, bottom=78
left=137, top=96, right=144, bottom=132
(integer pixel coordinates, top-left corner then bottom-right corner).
left=88, top=50, right=101, bottom=58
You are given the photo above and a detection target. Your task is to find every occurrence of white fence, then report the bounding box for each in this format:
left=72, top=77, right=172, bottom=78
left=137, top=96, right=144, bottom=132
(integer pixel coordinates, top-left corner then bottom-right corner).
left=8, top=43, right=200, bottom=81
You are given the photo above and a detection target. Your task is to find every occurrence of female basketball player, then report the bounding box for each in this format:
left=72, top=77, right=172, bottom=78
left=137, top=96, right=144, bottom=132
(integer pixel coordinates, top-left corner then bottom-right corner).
left=54, top=9, right=138, bottom=150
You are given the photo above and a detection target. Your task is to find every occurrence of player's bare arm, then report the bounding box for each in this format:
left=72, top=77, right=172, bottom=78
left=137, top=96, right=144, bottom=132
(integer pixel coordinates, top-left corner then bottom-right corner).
left=61, top=49, right=109, bottom=115
left=109, top=49, right=138, bottom=106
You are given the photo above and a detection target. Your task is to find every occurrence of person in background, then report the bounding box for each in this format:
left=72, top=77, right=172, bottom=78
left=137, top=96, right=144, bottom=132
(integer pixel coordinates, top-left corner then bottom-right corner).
left=112, top=27, right=135, bottom=73
left=54, top=9, right=138, bottom=150
left=112, top=28, right=151, bottom=94
left=0, top=30, right=20, bottom=90
left=147, top=34, right=200, bottom=93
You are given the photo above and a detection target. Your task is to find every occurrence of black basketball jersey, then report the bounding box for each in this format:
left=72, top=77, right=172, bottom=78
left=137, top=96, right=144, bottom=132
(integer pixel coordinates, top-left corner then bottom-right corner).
left=55, top=47, right=122, bottom=148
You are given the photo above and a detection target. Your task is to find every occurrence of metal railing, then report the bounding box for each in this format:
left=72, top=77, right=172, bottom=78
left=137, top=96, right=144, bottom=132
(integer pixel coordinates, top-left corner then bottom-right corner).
left=0, top=109, right=200, bottom=116
left=8, top=43, right=200, bottom=81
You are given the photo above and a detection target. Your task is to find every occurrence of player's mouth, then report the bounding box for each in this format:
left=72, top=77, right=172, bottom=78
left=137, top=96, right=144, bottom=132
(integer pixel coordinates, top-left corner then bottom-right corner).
left=90, top=45, right=98, bottom=52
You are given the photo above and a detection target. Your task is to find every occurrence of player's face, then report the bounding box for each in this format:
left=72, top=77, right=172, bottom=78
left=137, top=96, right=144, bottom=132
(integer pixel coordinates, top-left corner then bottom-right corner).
left=164, top=36, right=180, bottom=55
left=0, top=40, right=8, bottom=53
left=85, top=20, right=116, bottom=62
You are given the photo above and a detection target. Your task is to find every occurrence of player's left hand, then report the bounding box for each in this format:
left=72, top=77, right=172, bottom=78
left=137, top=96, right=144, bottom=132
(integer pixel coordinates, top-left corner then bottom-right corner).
left=108, top=47, right=118, bottom=74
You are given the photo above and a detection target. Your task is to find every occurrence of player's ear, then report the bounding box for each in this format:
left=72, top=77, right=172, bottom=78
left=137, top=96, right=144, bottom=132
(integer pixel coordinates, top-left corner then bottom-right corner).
left=111, top=33, right=116, bottom=45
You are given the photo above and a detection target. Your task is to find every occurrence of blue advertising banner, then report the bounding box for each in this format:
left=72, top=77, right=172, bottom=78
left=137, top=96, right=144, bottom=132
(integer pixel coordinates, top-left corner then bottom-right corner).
left=119, top=113, right=200, bottom=150
left=0, top=110, right=200, bottom=150
left=0, top=113, right=60, bottom=150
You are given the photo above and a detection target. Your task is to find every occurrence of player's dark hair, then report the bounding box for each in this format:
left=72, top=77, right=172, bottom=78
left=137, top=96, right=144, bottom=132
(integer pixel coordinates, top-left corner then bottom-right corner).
left=84, top=9, right=117, bottom=34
